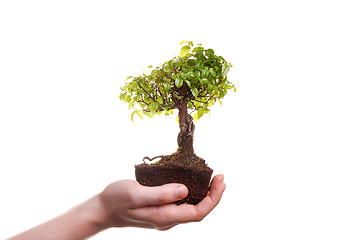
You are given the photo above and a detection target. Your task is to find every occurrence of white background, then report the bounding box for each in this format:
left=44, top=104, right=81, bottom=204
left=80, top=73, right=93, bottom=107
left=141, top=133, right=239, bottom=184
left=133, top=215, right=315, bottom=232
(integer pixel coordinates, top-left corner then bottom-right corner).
left=1, top=0, right=358, bottom=239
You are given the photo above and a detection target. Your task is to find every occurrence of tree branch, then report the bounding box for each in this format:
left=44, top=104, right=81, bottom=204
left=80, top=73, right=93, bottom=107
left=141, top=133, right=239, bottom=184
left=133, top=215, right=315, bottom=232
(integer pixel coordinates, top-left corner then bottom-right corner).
left=138, top=100, right=149, bottom=106
left=189, top=100, right=198, bottom=112
left=192, top=95, right=214, bottom=104
left=173, top=62, right=177, bottom=74
left=139, top=83, right=159, bottom=105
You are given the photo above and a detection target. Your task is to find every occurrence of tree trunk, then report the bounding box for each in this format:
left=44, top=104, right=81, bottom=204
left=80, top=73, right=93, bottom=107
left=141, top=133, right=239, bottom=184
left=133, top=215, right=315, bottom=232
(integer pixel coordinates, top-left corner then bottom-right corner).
left=177, top=101, right=195, bottom=154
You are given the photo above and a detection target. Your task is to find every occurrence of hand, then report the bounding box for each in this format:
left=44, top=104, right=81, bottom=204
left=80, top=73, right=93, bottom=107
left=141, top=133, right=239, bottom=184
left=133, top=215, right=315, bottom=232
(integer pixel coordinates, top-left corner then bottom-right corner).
left=7, top=175, right=225, bottom=240
left=98, top=174, right=226, bottom=230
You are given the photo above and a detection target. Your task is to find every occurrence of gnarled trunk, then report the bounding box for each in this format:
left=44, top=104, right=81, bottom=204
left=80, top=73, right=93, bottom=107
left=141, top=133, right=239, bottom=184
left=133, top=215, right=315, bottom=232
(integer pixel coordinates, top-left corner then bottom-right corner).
left=136, top=102, right=213, bottom=205
left=177, top=101, right=195, bottom=154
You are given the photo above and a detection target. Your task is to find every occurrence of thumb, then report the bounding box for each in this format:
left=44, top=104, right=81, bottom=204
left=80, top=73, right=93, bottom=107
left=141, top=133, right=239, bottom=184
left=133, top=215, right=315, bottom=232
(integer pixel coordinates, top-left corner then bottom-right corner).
left=132, top=183, right=188, bottom=207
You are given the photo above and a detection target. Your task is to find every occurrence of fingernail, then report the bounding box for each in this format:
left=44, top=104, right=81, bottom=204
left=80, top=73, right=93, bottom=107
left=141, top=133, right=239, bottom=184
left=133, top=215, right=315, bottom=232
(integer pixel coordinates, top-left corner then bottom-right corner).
left=219, top=174, right=224, bottom=182
left=176, top=185, right=188, bottom=198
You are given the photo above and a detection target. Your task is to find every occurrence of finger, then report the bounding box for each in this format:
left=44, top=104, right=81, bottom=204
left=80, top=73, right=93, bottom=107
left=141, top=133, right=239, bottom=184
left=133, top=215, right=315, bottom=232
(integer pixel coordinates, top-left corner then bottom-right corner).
left=129, top=180, right=226, bottom=226
left=194, top=178, right=226, bottom=220
left=209, top=174, right=224, bottom=191
left=130, top=183, right=188, bottom=207
left=128, top=203, right=182, bottom=228
left=128, top=175, right=225, bottom=226
left=137, top=177, right=226, bottom=223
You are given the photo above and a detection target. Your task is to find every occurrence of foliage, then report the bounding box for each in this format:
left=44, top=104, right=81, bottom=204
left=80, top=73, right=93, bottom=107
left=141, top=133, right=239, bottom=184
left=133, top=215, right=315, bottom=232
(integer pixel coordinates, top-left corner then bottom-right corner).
left=119, top=41, right=235, bottom=121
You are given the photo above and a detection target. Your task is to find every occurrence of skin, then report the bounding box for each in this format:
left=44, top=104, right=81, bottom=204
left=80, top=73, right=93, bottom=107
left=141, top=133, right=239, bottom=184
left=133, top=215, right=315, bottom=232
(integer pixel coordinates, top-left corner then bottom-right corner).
left=8, top=174, right=226, bottom=240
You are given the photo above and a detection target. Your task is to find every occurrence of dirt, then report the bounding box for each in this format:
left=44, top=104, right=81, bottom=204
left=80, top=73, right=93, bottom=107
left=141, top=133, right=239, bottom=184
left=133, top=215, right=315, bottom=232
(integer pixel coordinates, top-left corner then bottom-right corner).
left=135, top=150, right=213, bottom=205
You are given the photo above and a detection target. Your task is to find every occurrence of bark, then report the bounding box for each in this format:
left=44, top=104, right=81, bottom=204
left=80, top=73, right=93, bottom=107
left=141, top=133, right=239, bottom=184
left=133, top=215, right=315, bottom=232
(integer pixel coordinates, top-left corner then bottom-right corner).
left=177, top=101, right=195, bottom=154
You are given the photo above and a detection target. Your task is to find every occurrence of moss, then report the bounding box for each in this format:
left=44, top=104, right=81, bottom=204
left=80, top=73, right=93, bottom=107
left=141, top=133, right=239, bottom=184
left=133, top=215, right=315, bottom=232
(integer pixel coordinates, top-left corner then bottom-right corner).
left=147, top=148, right=208, bottom=170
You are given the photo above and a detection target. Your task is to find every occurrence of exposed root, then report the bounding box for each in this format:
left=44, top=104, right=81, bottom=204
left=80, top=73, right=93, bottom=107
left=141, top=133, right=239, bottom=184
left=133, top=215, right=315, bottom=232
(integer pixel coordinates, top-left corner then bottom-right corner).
left=142, top=155, right=165, bottom=164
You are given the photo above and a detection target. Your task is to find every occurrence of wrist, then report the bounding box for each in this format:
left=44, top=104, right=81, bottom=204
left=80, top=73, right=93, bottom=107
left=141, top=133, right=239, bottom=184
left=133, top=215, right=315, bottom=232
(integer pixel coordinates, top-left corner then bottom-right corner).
left=83, top=194, right=112, bottom=232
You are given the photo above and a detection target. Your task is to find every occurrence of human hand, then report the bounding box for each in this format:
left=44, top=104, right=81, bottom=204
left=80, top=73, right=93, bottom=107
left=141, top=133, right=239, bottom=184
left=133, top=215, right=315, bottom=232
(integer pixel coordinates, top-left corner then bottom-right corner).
left=7, top=175, right=225, bottom=240
left=98, top=174, right=226, bottom=230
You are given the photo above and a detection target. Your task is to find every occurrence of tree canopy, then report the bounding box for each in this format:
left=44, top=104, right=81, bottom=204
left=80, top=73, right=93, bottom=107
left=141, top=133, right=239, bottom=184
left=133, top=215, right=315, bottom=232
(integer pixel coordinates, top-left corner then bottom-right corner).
left=119, top=41, right=235, bottom=121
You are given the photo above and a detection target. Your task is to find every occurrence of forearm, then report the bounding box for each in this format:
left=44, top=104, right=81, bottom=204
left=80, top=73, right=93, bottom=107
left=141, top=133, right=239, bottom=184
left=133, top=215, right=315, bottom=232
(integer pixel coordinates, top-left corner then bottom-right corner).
left=7, top=195, right=109, bottom=240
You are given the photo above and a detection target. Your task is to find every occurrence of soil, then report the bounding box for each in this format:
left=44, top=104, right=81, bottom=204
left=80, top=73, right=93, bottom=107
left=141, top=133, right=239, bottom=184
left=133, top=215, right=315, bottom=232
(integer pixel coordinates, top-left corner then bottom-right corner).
left=135, top=150, right=213, bottom=205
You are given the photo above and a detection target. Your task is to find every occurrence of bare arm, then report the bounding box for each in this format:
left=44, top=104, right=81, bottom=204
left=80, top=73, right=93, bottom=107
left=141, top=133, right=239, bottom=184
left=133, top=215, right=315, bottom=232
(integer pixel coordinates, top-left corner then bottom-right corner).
left=8, top=174, right=226, bottom=240
left=7, top=195, right=107, bottom=240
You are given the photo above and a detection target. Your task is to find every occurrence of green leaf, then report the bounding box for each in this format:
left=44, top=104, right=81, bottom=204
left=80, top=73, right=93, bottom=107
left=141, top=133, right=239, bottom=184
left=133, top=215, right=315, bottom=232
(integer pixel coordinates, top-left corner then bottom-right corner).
left=200, top=78, right=208, bottom=84
left=131, top=111, right=136, bottom=122
left=194, top=70, right=200, bottom=78
left=156, top=111, right=163, bottom=115
left=191, top=87, right=199, bottom=97
left=179, top=45, right=191, bottom=58
left=188, top=70, right=195, bottom=77
left=209, top=68, right=216, bottom=77
left=164, top=83, right=171, bottom=92
left=128, top=98, right=135, bottom=109
left=219, top=89, right=224, bottom=98
left=175, top=78, right=183, bottom=88
left=131, top=110, right=144, bottom=122
left=119, top=93, right=127, bottom=102
left=125, top=95, right=131, bottom=103
left=195, top=50, right=204, bottom=59
left=223, top=89, right=228, bottom=97
left=201, top=68, right=209, bottom=78
left=206, top=49, right=214, bottom=56
left=149, top=102, right=158, bottom=114
left=207, top=83, right=213, bottom=91
left=192, top=46, right=204, bottom=53
left=197, top=108, right=205, bottom=119
left=193, top=112, right=199, bottom=121
left=136, top=110, right=144, bottom=119
left=165, top=109, right=175, bottom=115
left=225, top=84, right=233, bottom=89
left=185, top=80, right=191, bottom=88
left=145, top=112, right=154, bottom=118
left=222, top=65, right=230, bottom=75
left=164, top=67, right=172, bottom=73
left=208, top=99, right=215, bottom=107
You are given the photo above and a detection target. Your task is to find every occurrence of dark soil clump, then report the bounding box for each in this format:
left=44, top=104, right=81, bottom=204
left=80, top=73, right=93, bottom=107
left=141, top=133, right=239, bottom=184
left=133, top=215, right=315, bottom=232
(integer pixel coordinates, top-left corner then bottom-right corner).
left=135, top=150, right=213, bottom=205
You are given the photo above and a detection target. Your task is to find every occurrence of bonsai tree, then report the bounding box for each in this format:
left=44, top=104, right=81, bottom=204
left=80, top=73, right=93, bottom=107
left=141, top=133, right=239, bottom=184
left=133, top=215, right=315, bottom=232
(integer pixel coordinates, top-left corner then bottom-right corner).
left=119, top=41, right=235, bottom=204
